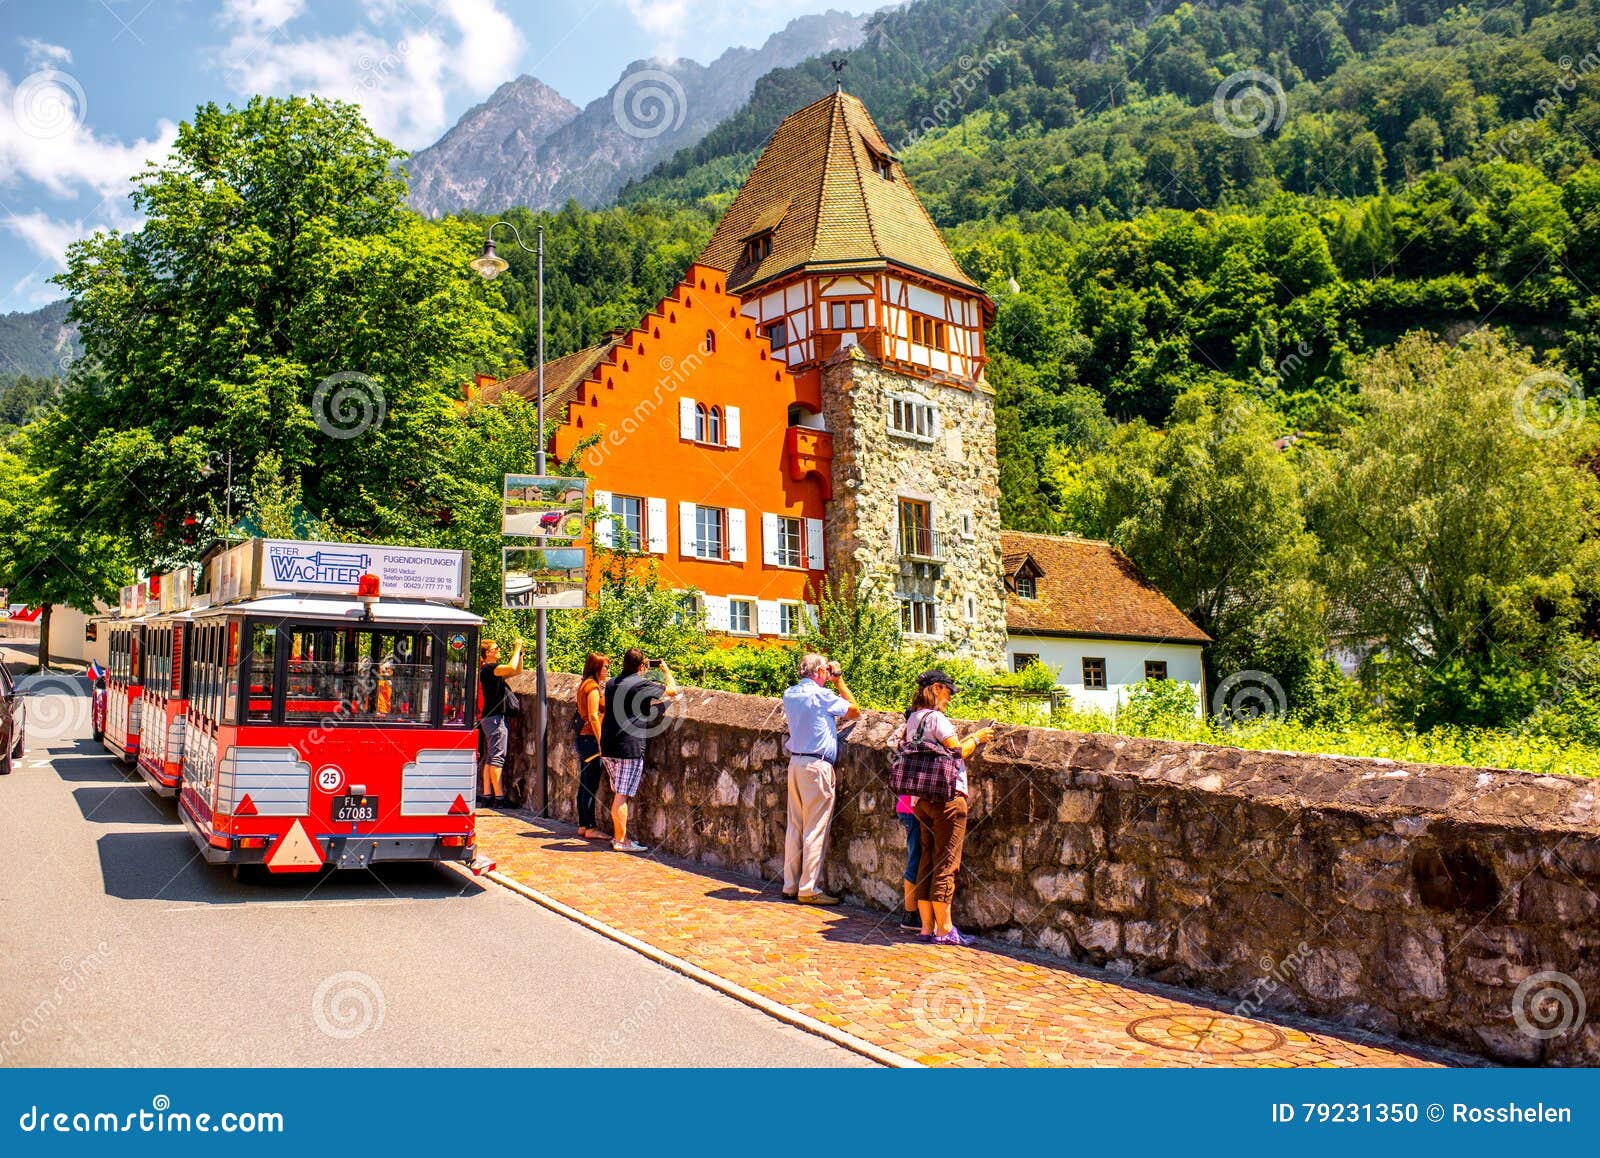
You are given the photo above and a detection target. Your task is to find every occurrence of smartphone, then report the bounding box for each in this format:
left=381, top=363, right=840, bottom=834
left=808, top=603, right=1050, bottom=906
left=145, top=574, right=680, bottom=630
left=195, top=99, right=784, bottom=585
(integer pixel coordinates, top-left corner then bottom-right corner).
left=646, top=658, right=663, bottom=668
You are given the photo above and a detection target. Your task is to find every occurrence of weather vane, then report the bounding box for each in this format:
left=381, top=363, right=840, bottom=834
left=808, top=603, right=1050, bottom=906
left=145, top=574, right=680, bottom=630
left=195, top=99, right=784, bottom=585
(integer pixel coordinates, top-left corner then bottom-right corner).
left=830, top=58, right=847, bottom=91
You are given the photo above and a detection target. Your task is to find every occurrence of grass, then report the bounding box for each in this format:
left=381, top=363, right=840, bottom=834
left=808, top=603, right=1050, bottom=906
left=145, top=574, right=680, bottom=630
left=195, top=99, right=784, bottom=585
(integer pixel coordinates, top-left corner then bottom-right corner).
left=948, top=698, right=1600, bottom=778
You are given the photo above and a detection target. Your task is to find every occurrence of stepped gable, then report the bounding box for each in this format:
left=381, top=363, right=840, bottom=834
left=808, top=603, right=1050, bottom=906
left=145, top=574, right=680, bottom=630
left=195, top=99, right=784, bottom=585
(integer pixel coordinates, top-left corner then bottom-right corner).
left=474, top=336, right=627, bottom=422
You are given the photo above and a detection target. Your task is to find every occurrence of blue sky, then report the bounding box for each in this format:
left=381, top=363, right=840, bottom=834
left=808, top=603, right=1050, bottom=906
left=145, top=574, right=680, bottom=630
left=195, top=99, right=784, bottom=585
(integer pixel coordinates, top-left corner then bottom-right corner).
left=0, top=0, right=852, bottom=314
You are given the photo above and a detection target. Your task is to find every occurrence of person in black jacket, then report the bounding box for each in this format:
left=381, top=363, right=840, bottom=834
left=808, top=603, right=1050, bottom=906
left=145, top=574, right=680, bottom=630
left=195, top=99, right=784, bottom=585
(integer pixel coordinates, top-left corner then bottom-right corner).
left=478, top=638, right=523, bottom=807
left=599, top=648, right=679, bottom=852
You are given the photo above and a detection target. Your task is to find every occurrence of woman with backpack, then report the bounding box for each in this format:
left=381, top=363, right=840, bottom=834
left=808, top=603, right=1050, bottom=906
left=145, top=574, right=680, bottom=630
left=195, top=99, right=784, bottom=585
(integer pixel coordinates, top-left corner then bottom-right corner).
left=894, top=669, right=994, bottom=946
left=574, top=652, right=608, bottom=840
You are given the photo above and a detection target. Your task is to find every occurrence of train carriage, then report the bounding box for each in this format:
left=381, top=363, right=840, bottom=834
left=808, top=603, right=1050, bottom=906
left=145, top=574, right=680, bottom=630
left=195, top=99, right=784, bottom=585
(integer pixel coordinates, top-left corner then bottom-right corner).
left=176, top=539, right=483, bottom=876
left=102, top=589, right=151, bottom=762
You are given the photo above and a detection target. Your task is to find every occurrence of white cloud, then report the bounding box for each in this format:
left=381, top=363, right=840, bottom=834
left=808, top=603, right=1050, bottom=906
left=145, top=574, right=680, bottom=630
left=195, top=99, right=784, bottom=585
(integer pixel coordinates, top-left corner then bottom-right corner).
left=219, top=0, right=306, bottom=36
left=3, top=209, right=88, bottom=269
left=0, top=69, right=178, bottom=202
left=622, top=0, right=802, bottom=61
left=20, top=39, right=73, bottom=68
left=0, top=66, right=176, bottom=298
left=6, top=269, right=63, bottom=308
left=215, top=0, right=525, bottom=149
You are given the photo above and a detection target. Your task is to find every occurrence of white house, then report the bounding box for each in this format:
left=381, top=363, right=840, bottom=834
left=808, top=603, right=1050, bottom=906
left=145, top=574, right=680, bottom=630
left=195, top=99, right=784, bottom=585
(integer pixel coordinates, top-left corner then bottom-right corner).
left=1001, top=531, right=1210, bottom=717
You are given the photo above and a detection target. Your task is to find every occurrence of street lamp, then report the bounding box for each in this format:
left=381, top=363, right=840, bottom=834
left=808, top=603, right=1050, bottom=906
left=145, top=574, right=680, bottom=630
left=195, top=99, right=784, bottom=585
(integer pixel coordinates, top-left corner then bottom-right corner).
left=471, top=220, right=550, bottom=818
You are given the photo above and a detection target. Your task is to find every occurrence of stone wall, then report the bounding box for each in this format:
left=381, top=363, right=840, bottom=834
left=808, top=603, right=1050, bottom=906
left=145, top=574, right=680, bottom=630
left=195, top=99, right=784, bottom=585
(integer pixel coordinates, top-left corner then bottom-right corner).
left=820, top=345, right=1006, bottom=665
left=511, top=672, right=1600, bottom=1065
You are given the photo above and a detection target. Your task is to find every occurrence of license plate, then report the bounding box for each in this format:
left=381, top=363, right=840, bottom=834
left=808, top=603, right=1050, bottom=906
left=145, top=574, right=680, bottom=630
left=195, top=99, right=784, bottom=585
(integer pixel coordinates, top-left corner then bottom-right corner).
left=333, top=795, right=377, bottom=823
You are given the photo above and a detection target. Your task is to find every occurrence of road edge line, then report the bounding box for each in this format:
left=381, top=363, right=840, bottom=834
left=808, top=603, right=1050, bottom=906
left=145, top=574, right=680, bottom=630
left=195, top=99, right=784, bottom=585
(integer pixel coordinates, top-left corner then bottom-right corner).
left=480, top=868, right=920, bottom=1069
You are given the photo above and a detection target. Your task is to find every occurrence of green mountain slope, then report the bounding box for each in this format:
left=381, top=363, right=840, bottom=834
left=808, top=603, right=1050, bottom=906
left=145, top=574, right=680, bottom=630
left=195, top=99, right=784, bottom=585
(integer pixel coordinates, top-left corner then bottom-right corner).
left=614, top=0, right=1600, bottom=532
left=620, top=0, right=1010, bottom=206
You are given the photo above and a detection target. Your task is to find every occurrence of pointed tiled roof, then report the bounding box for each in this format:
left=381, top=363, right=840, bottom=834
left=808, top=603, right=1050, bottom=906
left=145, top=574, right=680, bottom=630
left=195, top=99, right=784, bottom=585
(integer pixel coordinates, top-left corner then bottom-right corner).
left=700, top=89, right=981, bottom=296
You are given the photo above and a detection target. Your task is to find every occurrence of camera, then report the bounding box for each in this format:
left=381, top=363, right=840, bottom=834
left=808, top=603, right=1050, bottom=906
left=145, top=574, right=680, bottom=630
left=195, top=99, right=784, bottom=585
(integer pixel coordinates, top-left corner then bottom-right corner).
left=647, top=658, right=663, bottom=668
left=827, top=661, right=842, bottom=678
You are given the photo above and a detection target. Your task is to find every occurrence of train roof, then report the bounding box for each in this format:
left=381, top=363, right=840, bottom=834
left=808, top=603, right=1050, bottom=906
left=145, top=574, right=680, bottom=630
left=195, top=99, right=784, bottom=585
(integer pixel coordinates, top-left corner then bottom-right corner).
left=189, top=594, right=483, bottom=626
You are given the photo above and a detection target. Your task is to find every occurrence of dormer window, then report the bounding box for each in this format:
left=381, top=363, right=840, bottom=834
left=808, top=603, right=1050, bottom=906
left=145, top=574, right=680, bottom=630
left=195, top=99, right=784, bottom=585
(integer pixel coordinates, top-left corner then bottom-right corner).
left=742, top=231, right=773, bottom=265
left=869, top=149, right=894, bottom=180
left=1015, top=573, right=1036, bottom=600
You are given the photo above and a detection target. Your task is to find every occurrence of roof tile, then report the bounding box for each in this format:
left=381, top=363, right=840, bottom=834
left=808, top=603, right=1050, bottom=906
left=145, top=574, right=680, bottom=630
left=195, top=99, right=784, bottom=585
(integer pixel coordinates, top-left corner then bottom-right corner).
left=700, top=90, right=981, bottom=295
left=1002, top=531, right=1210, bottom=645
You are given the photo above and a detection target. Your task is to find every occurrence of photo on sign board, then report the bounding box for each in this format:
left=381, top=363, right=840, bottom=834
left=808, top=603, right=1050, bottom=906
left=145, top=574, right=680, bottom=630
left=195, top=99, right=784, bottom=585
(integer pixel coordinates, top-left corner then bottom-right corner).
left=502, top=547, right=587, bottom=610
left=503, top=474, right=588, bottom=540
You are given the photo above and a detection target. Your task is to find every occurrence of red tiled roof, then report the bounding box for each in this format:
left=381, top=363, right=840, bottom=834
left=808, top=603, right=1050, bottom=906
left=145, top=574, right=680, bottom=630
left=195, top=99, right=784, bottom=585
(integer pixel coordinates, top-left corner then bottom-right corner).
left=1001, top=530, right=1210, bottom=645
left=472, top=336, right=624, bottom=423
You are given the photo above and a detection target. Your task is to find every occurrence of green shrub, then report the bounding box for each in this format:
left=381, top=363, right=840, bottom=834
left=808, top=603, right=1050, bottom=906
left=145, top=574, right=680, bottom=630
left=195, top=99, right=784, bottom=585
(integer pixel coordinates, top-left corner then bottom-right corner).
left=798, top=576, right=936, bottom=710
left=683, top=644, right=796, bottom=698
left=1118, top=678, right=1200, bottom=734
left=1014, top=658, right=1059, bottom=692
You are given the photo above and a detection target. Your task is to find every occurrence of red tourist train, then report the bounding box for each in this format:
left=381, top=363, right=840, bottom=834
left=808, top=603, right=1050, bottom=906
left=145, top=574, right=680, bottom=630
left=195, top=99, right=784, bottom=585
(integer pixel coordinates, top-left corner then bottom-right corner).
left=174, top=539, right=484, bottom=877
left=135, top=569, right=197, bottom=797
left=101, top=586, right=151, bottom=762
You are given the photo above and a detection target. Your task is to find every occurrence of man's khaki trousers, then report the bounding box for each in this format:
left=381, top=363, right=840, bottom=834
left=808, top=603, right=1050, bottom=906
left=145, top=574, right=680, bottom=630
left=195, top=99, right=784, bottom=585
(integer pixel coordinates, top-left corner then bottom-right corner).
left=784, top=755, right=836, bottom=897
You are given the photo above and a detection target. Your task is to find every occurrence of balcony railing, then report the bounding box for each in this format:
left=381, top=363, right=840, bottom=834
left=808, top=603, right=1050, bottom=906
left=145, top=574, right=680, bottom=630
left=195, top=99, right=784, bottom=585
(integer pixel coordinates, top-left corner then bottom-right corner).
left=898, top=525, right=945, bottom=561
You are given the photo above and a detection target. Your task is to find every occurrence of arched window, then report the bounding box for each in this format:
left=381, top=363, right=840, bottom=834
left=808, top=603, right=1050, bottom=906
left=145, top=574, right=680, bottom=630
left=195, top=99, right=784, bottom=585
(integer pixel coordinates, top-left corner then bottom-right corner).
left=704, top=329, right=716, bottom=353
left=694, top=402, right=709, bottom=442
left=708, top=405, right=724, bottom=445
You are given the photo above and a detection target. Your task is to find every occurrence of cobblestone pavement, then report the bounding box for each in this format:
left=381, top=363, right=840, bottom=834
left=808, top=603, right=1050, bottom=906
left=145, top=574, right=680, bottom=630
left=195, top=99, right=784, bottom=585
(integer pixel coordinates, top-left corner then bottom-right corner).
left=476, top=811, right=1462, bottom=1068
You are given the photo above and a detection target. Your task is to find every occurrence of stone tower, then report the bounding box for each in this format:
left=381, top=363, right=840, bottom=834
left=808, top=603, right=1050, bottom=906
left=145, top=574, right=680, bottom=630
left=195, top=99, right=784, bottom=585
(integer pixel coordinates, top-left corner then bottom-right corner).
left=699, top=89, right=1005, bottom=665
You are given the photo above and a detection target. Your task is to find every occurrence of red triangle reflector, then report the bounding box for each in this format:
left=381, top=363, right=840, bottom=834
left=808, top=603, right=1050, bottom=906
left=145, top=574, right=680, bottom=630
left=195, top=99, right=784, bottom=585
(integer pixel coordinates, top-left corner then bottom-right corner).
left=235, top=794, right=258, bottom=816
left=449, top=794, right=470, bottom=815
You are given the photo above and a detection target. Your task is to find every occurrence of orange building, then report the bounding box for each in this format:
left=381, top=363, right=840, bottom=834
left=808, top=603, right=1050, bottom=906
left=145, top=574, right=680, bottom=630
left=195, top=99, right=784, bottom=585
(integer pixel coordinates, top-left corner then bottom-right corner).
left=479, top=264, right=831, bottom=638
left=482, top=88, right=1005, bottom=661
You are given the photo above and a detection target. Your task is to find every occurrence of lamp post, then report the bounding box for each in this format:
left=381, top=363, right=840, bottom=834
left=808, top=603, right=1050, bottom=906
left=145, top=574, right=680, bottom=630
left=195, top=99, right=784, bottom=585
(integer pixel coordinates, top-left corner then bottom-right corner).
left=472, top=221, right=550, bottom=817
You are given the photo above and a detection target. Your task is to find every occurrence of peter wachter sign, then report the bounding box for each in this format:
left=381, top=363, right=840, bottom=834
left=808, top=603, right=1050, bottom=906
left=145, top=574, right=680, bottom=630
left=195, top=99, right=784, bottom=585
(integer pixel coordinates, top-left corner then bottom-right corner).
left=244, top=540, right=470, bottom=605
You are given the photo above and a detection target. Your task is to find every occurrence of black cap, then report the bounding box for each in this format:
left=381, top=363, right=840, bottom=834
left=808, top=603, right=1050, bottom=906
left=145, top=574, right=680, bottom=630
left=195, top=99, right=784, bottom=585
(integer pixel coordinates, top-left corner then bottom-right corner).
left=917, top=668, right=957, bottom=693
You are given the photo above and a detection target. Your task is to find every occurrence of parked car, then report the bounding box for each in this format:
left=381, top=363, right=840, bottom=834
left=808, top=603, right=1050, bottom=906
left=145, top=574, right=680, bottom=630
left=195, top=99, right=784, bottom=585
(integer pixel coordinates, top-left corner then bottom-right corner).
left=539, top=510, right=563, bottom=530
left=0, top=665, right=24, bottom=775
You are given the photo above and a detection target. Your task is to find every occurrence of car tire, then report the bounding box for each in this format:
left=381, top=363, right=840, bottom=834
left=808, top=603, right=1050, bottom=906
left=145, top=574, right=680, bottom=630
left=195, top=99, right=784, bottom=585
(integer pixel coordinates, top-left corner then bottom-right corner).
left=0, top=743, right=10, bottom=776
left=9, top=732, right=19, bottom=759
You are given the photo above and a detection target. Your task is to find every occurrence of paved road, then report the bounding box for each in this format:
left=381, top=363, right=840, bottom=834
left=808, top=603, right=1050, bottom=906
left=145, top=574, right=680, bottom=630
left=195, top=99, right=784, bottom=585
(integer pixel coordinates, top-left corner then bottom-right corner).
left=0, top=650, right=864, bottom=1066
